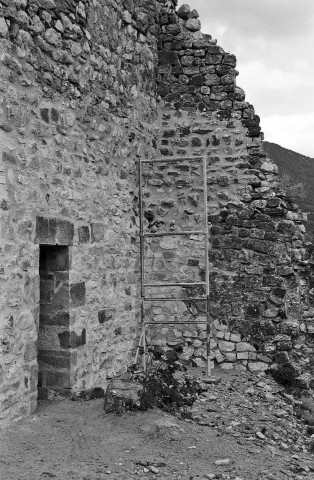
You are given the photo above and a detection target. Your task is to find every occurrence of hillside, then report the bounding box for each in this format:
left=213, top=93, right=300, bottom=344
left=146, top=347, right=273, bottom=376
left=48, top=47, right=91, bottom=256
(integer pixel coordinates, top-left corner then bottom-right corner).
left=264, top=141, right=314, bottom=240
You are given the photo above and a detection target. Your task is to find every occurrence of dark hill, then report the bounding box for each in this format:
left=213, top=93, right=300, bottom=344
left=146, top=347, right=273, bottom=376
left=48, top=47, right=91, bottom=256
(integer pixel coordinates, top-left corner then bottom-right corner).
left=264, top=141, right=314, bottom=240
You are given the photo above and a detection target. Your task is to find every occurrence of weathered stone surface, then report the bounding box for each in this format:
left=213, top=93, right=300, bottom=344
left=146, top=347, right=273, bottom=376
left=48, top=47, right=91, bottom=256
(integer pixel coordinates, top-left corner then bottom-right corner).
left=58, top=330, right=86, bottom=349
left=44, top=27, right=62, bottom=47
left=204, top=74, right=220, bottom=86
left=98, top=309, right=115, bottom=324
left=0, top=17, right=8, bottom=37
left=70, top=283, right=86, bottom=307
left=248, top=362, right=268, bottom=372
left=160, top=50, right=180, bottom=65
left=77, top=226, right=90, bottom=244
left=186, top=18, right=201, bottom=32
left=91, top=223, right=105, bottom=243
left=219, top=341, right=234, bottom=352
left=35, top=217, right=74, bottom=245
left=0, top=0, right=312, bottom=429
left=237, top=343, right=256, bottom=353
left=104, top=377, right=143, bottom=413
left=177, top=4, right=191, bottom=19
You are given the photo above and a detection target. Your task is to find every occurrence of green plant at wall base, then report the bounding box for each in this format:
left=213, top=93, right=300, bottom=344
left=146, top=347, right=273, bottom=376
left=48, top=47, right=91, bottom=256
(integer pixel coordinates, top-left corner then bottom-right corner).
left=230, top=317, right=277, bottom=352
left=271, top=363, right=298, bottom=387
left=136, top=348, right=205, bottom=413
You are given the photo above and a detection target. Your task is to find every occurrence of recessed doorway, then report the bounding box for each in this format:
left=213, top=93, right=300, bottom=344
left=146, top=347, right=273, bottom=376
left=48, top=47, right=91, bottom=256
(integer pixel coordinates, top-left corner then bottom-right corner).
left=38, top=245, right=71, bottom=399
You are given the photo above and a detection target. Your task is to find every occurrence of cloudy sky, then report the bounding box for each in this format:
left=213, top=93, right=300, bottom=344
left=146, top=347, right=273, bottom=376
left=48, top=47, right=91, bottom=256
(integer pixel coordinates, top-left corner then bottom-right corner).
left=177, top=0, right=314, bottom=157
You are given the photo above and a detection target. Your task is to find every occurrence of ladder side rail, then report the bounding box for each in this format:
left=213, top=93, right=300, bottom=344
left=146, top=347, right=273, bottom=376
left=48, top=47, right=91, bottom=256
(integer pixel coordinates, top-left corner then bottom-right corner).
left=203, top=156, right=211, bottom=376
left=138, top=156, right=211, bottom=375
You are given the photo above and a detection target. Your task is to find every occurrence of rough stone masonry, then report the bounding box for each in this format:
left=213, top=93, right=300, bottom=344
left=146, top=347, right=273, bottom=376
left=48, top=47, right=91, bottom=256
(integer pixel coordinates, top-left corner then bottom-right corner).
left=0, top=0, right=314, bottom=427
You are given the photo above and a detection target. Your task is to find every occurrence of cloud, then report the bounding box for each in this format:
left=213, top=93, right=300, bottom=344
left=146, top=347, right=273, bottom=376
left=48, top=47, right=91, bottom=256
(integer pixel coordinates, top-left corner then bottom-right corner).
left=262, top=113, right=314, bottom=158
left=237, top=60, right=314, bottom=117
left=177, top=0, right=314, bottom=69
left=178, top=0, right=314, bottom=39
left=177, top=1, right=314, bottom=156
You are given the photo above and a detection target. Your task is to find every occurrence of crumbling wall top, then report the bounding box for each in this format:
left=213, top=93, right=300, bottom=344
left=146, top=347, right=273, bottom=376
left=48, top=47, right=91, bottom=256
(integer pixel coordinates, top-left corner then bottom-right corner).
left=156, top=0, right=178, bottom=8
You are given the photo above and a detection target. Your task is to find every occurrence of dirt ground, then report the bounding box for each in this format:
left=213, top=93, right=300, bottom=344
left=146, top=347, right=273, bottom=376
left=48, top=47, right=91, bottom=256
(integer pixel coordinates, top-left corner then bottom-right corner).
left=1, top=369, right=314, bottom=480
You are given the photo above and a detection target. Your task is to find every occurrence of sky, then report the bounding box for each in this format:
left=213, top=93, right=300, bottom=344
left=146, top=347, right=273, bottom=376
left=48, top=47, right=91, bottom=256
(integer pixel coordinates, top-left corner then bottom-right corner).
left=177, top=0, right=314, bottom=157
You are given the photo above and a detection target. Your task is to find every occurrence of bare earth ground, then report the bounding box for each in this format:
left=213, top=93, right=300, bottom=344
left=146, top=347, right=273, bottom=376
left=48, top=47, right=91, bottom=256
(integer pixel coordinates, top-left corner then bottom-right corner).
left=1, top=369, right=314, bottom=480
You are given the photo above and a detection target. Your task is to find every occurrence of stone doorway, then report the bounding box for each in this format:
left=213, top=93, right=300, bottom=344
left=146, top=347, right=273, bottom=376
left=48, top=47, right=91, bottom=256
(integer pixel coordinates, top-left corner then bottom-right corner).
left=38, top=245, right=71, bottom=399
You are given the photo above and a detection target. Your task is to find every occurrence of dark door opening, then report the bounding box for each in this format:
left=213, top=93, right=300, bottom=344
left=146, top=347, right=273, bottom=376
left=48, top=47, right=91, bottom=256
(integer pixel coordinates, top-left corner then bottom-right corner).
left=38, top=245, right=71, bottom=399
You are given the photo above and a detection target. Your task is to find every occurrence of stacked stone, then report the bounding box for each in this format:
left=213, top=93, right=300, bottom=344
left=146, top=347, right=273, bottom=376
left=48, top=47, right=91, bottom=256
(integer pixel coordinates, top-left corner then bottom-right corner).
left=144, top=2, right=314, bottom=379
left=0, top=0, right=160, bottom=119
left=147, top=105, right=314, bottom=377
left=0, top=0, right=169, bottom=426
left=0, top=0, right=314, bottom=429
left=211, top=320, right=271, bottom=373
left=157, top=3, right=261, bottom=138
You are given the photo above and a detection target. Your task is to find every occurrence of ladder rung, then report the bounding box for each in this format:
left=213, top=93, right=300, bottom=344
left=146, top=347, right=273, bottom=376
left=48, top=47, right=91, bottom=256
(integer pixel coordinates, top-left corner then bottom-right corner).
left=143, top=321, right=207, bottom=325
left=143, top=297, right=206, bottom=302
left=144, top=282, right=206, bottom=288
left=140, top=156, right=203, bottom=164
left=142, top=230, right=205, bottom=237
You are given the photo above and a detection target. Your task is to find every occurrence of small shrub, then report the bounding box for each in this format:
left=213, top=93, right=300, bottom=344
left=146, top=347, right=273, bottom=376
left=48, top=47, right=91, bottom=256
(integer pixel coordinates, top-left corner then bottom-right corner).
left=135, top=347, right=205, bottom=414
left=271, top=362, right=298, bottom=387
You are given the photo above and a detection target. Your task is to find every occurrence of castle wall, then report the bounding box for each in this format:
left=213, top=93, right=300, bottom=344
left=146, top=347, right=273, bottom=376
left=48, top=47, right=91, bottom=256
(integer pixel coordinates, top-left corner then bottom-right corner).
left=0, top=0, right=162, bottom=426
left=0, top=0, right=314, bottom=427
left=143, top=3, right=314, bottom=378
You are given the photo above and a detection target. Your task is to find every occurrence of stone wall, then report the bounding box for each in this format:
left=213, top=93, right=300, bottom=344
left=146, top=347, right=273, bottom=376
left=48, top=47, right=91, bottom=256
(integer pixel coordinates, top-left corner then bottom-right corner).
left=1, top=0, right=314, bottom=427
left=143, top=3, right=314, bottom=380
left=141, top=156, right=208, bottom=367
left=0, top=0, right=166, bottom=426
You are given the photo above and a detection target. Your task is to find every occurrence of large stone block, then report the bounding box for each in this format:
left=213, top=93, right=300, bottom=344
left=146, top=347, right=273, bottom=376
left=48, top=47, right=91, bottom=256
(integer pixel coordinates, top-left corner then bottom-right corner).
left=230, top=334, right=241, bottom=343
left=218, top=340, right=234, bottom=352
left=177, top=4, right=190, bottom=19
left=220, top=362, right=233, bottom=370
left=91, top=223, right=105, bottom=242
left=186, top=18, right=201, bottom=32
left=204, top=74, right=220, bottom=86
left=24, top=341, right=37, bottom=363
left=58, top=329, right=86, bottom=349
left=55, top=219, right=74, bottom=245
left=38, top=349, right=71, bottom=369
left=35, top=217, right=74, bottom=245
left=104, top=377, right=143, bottom=413
left=41, top=370, right=71, bottom=389
left=18, top=310, right=35, bottom=331
left=39, top=311, right=70, bottom=326
left=77, top=226, right=90, bottom=244
left=189, top=74, right=204, bottom=86
left=236, top=342, right=256, bottom=353
left=70, top=283, right=86, bottom=307
left=0, top=17, right=8, bottom=38
left=98, top=308, right=115, bottom=323
left=237, top=352, right=249, bottom=360
left=159, top=50, right=179, bottom=65
left=35, top=217, right=51, bottom=244
left=248, top=362, right=268, bottom=372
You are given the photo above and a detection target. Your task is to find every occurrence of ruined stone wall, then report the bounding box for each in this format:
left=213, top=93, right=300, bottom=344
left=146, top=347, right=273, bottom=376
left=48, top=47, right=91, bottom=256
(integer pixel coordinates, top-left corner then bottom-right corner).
left=143, top=3, right=314, bottom=380
left=141, top=156, right=208, bottom=367
left=1, top=0, right=314, bottom=428
left=0, top=0, right=167, bottom=426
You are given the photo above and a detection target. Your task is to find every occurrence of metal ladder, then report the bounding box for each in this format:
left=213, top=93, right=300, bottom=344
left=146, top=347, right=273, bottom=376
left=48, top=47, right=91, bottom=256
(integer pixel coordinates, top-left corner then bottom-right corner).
left=138, top=156, right=211, bottom=375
